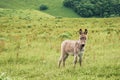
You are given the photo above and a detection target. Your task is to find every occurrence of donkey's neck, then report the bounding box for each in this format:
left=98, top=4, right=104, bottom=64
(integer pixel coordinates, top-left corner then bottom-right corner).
left=76, top=40, right=84, bottom=51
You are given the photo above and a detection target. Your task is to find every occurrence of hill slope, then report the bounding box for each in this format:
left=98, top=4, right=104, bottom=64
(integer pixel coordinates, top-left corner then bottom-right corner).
left=0, top=8, right=54, bottom=18
left=0, top=8, right=120, bottom=80
left=0, top=0, right=80, bottom=17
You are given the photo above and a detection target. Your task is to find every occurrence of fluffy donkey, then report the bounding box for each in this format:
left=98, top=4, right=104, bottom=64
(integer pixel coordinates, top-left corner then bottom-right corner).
left=58, top=29, right=88, bottom=68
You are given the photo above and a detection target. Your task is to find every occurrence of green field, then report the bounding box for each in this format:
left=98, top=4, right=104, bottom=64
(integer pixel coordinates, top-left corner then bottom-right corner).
left=0, top=8, right=120, bottom=80
left=0, top=0, right=120, bottom=79
left=0, top=0, right=79, bottom=18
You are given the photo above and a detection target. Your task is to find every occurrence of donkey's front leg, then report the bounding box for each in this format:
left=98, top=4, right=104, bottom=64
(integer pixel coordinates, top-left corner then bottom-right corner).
left=73, top=54, right=78, bottom=68
left=78, top=54, right=83, bottom=66
left=79, top=57, right=82, bottom=66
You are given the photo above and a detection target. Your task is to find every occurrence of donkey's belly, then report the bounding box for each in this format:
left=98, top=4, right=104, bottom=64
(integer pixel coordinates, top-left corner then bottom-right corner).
left=65, top=49, right=74, bottom=55
left=67, top=52, right=74, bottom=56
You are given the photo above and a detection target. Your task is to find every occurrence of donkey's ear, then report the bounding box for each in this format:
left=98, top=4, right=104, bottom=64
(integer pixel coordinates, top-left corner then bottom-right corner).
left=79, top=29, right=82, bottom=35
left=84, top=29, right=88, bottom=34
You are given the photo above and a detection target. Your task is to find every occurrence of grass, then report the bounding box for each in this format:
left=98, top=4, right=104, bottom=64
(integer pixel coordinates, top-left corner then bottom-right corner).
left=0, top=8, right=120, bottom=80
left=0, top=0, right=80, bottom=18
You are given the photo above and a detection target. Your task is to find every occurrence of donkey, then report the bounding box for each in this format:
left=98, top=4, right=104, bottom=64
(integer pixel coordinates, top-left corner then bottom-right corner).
left=58, top=29, right=88, bottom=68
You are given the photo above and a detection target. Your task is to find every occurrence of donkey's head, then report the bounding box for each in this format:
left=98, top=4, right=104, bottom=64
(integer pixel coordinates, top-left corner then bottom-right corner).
left=79, top=29, right=88, bottom=47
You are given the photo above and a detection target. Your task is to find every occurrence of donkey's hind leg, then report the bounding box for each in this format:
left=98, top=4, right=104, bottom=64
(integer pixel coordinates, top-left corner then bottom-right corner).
left=63, top=54, right=68, bottom=67
left=58, top=55, right=63, bottom=68
left=58, top=52, right=65, bottom=68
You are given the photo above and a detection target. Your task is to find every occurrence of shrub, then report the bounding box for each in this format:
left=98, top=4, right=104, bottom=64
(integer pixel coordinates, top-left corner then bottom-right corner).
left=39, top=4, right=48, bottom=10
left=59, top=32, right=72, bottom=39
left=63, top=0, right=120, bottom=17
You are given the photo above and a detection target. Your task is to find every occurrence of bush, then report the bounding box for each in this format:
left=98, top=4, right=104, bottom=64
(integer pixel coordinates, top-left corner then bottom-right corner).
left=39, top=4, right=48, bottom=10
left=59, top=32, right=72, bottom=39
left=63, top=0, right=120, bottom=17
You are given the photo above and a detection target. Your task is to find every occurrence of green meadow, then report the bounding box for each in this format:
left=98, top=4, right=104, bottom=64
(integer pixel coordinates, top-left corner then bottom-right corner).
left=0, top=0, right=120, bottom=80
left=0, top=0, right=79, bottom=17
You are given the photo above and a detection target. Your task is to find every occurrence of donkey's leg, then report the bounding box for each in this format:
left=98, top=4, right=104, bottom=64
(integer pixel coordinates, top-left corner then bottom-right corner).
left=73, top=54, right=78, bottom=68
left=79, top=56, right=82, bottom=66
left=58, top=55, right=63, bottom=68
left=78, top=53, right=83, bottom=66
left=63, top=54, right=68, bottom=67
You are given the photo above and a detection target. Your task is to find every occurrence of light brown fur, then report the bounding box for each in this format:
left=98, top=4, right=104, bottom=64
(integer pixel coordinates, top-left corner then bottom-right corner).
left=58, top=29, right=88, bottom=68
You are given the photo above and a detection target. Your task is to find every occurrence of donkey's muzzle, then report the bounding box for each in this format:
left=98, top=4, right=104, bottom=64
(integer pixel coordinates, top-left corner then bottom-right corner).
left=81, top=44, right=85, bottom=47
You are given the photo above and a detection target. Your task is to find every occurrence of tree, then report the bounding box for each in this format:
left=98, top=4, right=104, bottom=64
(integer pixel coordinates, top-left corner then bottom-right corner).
left=63, top=0, right=120, bottom=17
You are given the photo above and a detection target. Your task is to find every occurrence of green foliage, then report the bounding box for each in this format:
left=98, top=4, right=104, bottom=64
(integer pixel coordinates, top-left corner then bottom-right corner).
left=39, top=4, right=48, bottom=11
left=59, top=32, right=72, bottom=39
left=63, top=0, right=120, bottom=17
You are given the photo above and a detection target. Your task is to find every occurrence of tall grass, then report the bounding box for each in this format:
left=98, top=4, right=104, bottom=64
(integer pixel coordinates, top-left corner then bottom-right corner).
left=0, top=8, right=120, bottom=80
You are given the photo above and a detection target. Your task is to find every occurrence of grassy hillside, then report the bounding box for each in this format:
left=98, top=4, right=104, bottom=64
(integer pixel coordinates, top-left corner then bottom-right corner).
left=0, top=8, right=120, bottom=80
left=0, top=0, right=80, bottom=18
